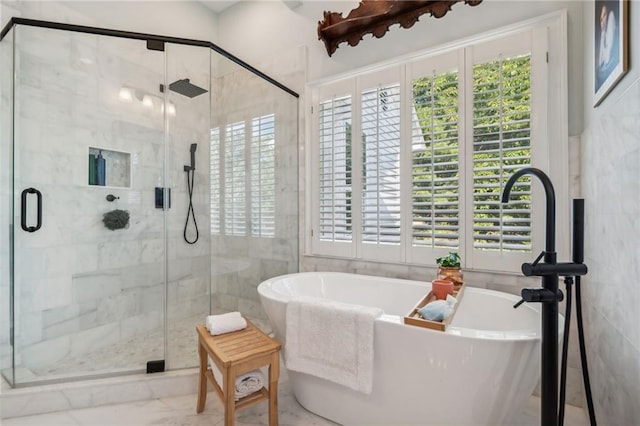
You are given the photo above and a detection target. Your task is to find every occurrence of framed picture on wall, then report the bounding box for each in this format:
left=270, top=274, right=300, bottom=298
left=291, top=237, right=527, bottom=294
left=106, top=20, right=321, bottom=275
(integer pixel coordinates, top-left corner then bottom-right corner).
left=594, top=0, right=629, bottom=106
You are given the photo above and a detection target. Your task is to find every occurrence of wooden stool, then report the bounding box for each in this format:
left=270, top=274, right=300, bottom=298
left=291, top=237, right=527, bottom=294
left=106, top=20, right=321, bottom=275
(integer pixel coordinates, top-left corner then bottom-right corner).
left=196, top=318, right=281, bottom=426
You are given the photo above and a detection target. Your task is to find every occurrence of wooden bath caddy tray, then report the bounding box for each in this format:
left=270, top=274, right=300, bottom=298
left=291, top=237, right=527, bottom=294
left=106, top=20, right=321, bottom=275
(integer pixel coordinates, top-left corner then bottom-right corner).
left=403, top=283, right=466, bottom=331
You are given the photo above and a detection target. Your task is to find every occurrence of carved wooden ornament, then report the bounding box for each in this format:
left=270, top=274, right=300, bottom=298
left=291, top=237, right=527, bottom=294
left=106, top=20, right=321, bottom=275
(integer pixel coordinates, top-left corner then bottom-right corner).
left=317, top=0, right=483, bottom=57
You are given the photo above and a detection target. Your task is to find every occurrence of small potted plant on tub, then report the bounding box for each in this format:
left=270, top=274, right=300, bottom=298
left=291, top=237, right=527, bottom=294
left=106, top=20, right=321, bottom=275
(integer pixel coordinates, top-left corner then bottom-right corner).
left=435, top=252, right=463, bottom=288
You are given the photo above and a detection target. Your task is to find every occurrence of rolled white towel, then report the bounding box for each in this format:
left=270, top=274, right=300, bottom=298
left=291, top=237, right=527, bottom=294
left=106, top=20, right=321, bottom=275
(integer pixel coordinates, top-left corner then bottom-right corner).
left=234, top=370, right=266, bottom=399
left=206, top=311, right=247, bottom=335
left=209, top=357, right=266, bottom=400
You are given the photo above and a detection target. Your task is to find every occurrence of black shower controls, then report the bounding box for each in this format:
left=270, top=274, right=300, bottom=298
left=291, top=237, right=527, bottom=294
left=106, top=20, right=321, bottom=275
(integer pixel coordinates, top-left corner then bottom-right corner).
left=155, top=187, right=171, bottom=209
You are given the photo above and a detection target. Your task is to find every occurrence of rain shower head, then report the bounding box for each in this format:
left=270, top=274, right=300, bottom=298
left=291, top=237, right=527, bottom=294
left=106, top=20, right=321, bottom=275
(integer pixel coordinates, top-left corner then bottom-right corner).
left=168, top=79, right=208, bottom=98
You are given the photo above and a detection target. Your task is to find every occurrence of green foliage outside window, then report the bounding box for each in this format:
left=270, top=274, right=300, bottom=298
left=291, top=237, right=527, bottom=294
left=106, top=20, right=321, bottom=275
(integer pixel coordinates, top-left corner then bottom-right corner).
left=411, top=54, right=532, bottom=252
left=472, top=55, right=532, bottom=251
left=412, top=71, right=459, bottom=248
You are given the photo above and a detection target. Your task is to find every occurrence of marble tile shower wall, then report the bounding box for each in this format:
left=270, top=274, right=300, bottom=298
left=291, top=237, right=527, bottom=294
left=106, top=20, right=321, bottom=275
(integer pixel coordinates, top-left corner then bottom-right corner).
left=581, top=78, right=640, bottom=423
left=209, top=61, right=300, bottom=322
left=8, top=26, right=210, bottom=377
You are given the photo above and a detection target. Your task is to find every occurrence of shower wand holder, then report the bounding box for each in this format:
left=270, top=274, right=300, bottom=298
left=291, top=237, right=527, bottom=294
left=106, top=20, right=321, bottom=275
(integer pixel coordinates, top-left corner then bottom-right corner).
left=184, top=143, right=197, bottom=172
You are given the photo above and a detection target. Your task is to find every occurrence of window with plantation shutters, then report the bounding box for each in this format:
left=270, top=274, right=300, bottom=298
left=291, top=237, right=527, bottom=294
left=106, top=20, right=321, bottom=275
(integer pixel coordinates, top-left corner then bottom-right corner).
left=251, top=114, right=275, bottom=238
left=318, top=95, right=353, bottom=243
left=224, top=121, right=246, bottom=236
left=211, top=115, right=278, bottom=238
left=472, top=54, right=532, bottom=252
left=210, top=127, right=221, bottom=235
left=309, top=14, right=567, bottom=272
left=361, top=84, right=401, bottom=245
left=411, top=70, right=460, bottom=250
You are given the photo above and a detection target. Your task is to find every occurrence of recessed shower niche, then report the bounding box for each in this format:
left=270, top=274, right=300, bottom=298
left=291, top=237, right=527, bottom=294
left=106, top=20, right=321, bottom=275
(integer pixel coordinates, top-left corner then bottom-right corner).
left=88, top=147, right=131, bottom=187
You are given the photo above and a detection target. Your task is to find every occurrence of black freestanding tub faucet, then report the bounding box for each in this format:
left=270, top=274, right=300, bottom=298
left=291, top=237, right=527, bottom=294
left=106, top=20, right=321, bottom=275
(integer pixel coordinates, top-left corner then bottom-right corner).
left=501, top=167, right=587, bottom=426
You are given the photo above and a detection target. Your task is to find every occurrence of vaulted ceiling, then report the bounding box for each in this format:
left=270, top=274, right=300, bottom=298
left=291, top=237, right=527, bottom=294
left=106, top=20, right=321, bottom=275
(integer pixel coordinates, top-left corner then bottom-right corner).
left=200, top=0, right=303, bottom=14
left=200, top=1, right=240, bottom=14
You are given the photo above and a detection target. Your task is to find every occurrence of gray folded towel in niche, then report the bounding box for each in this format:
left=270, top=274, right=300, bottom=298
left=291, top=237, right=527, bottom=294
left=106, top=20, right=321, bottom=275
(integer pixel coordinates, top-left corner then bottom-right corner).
left=103, top=209, right=129, bottom=230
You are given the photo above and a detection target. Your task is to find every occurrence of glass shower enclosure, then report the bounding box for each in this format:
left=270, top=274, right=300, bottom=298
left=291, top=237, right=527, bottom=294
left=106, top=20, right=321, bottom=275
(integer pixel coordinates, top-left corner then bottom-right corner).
left=0, top=18, right=299, bottom=387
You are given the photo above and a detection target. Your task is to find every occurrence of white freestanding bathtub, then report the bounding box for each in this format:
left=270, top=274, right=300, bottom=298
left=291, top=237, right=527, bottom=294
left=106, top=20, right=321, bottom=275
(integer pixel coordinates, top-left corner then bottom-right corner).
left=258, top=272, right=560, bottom=425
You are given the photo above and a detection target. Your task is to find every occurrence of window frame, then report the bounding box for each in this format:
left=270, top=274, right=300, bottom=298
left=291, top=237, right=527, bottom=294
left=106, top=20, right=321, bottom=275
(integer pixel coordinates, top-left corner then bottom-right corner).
left=306, top=11, right=569, bottom=274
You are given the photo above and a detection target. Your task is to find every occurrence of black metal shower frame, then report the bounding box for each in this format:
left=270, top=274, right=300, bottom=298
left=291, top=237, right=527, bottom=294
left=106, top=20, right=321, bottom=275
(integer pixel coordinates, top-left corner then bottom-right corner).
left=1, top=16, right=299, bottom=387
left=0, top=17, right=299, bottom=98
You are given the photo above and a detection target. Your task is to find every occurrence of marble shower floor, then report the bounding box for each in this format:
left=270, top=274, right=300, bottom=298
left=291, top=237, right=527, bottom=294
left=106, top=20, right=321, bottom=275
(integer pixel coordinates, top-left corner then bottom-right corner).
left=8, top=313, right=272, bottom=385
left=2, top=366, right=589, bottom=426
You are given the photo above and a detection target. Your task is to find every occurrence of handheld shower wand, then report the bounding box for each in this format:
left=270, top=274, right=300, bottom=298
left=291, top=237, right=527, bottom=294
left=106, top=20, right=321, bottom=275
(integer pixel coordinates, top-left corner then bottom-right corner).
left=183, top=143, right=199, bottom=244
left=190, top=143, right=196, bottom=170
left=184, top=143, right=197, bottom=172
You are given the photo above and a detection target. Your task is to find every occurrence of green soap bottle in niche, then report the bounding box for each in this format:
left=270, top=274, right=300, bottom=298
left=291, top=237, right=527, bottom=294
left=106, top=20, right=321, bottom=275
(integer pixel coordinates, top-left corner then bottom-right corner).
left=96, top=150, right=106, bottom=186
left=88, top=153, right=97, bottom=185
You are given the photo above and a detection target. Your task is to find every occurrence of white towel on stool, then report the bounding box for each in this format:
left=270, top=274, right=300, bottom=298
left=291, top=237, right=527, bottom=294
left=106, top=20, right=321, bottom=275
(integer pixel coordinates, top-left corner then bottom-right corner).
left=209, top=357, right=266, bottom=400
left=206, top=311, right=247, bottom=336
left=234, top=370, right=266, bottom=399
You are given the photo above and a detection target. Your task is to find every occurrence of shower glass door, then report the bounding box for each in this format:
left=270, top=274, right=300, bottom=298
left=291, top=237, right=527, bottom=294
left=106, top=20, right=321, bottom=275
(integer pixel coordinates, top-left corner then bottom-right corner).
left=10, top=25, right=168, bottom=384
left=163, top=42, right=211, bottom=371
left=0, top=24, right=15, bottom=387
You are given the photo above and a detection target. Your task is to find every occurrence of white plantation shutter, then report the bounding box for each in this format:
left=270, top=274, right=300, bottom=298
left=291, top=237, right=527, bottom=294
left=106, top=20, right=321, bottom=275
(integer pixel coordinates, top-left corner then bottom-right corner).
left=411, top=70, right=460, bottom=250
left=224, top=121, right=246, bottom=236
left=212, top=115, right=277, bottom=239
left=251, top=114, right=275, bottom=238
left=309, top=16, right=563, bottom=272
left=361, top=84, right=401, bottom=245
left=472, top=54, right=532, bottom=252
left=318, top=95, right=353, bottom=243
left=210, top=127, right=221, bottom=235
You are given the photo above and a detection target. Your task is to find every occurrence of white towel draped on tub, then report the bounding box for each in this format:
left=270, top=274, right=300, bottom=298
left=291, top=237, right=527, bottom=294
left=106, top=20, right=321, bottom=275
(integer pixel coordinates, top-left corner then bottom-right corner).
left=206, top=311, right=247, bottom=336
left=285, top=296, right=383, bottom=394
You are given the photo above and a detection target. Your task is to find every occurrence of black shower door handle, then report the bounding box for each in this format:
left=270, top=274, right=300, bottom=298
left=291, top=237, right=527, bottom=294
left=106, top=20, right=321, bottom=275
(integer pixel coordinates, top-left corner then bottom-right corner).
left=21, top=187, right=42, bottom=232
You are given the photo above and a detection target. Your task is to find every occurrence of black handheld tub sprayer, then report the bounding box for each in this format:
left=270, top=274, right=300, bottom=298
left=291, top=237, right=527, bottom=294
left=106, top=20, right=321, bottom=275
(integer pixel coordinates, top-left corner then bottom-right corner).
left=183, top=143, right=199, bottom=244
left=502, top=168, right=596, bottom=426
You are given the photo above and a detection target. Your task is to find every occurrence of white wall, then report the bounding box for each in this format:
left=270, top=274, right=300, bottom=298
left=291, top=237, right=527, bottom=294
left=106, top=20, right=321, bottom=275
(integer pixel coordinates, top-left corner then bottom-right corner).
left=218, top=0, right=584, bottom=135
left=580, top=0, right=640, bottom=423
left=1, top=1, right=219, bottom=43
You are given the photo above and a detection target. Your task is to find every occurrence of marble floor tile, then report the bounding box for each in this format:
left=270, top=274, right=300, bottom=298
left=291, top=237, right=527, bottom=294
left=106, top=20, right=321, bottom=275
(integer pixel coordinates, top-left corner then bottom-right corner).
left=3, top=368, right=589, bottom=426
left=0, top=411, right=81, bottom=425
left=514, top=396, right=589, bottom=426
left=67, top=399, right=191, bottom=425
